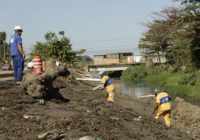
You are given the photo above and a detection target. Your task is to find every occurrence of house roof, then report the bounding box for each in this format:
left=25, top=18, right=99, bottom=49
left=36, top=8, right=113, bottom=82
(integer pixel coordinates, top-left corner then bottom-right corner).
left=94, top=52, right=133, bottom=57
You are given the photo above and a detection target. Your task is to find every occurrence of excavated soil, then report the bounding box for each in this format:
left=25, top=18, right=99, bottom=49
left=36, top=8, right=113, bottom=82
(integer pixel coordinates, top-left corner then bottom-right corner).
left=0, top=67, right=199, bottom=140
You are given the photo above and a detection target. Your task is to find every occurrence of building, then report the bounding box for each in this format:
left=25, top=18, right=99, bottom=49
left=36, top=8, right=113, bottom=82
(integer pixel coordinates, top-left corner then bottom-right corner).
left=94, top=52, right=134, bottom=65
left=133, top=55, right=143, bottom=63
left=144, top=53, right=167, bottom=64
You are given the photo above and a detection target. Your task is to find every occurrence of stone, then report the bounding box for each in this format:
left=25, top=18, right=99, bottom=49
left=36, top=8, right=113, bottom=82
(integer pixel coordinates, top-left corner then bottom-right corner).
left=79, top=136, right=95, bottom=140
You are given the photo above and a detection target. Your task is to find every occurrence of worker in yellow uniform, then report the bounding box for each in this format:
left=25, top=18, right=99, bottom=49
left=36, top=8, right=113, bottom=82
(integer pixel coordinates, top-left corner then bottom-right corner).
left=153, top=89, right=171, bottom=127
left=93, top=71, right=115, bottom=102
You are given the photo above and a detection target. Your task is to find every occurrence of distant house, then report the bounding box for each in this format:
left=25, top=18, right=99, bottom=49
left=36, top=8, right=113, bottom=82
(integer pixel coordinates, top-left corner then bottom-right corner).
left=93, top=52, right=166, bottom=65
left=133, top=55, right=143, bottom=63
left=145, top=53, right=166, bottom=64
left=94, top=52, right=134, bottom=65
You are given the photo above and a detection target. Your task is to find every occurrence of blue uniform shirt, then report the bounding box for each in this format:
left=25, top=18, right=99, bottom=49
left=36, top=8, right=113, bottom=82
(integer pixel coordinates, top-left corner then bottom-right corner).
left=10, top=34, right=22, bottom=56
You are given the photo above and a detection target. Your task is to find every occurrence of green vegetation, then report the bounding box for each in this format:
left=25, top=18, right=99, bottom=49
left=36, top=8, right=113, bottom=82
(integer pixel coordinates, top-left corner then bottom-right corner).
left=0, top=32, right=10, bottom=62
left=139, top=0, right=200, bottom=69
left=77, top=55, right=93, bottom=67
left=134, top=0, right=200, bottom=104
left=30, top=31, right=85, bottom=65
left=121, top=65, right=148, bottom=81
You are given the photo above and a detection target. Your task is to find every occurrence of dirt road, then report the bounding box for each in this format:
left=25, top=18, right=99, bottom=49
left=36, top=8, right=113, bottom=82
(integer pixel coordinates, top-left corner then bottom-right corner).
left=0, top=70, right=199, bottom=140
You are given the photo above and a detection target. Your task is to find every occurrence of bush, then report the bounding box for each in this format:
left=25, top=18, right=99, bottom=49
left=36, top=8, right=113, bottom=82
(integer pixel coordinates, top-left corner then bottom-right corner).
left=149, top=65, right=164, bottom=75
left=121, top=65, right=148, bottom=81
left=164, top=86, right=190, bottom=100
left=178, top=73, right=197, bottom=86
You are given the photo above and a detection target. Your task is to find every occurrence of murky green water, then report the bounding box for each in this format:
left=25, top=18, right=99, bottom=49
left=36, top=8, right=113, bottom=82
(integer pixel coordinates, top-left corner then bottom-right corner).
left=90, top=71, right=199, bottom=105
left=114, top=80, right=156, bottom=97
left=114, top=79, right=200, bottom=106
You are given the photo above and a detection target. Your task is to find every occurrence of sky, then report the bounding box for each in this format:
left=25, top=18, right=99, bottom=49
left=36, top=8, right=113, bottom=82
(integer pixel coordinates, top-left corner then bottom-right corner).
left=0, top=0, right=179, bottom=57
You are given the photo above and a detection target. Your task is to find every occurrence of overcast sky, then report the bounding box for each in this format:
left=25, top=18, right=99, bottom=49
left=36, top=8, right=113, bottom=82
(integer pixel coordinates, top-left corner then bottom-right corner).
left=0, top=0, right=179, bottom=57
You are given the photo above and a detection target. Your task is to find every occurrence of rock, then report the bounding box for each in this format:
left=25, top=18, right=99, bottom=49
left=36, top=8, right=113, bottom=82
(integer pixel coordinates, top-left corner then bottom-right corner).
left=79, top=136, right=95, bottom=140
left=39, top=99, right=45, bottom=105
left=133, top=116, right=142, bottom=121
left=23, top=114, right=34, bottom=119
left=61, top=117, right=72, bottom=125
left=1, top=107, right=7, bottom=111
left=134, top=118, right=140, bottom=121
left=37, top=129, right=67, bottom=139
left=110, top=116, right=120, bottom=121
left=86, top=109, right=92, bottom=113
left=38, top=132, right=49, bottom=139
left=23, top=114, right=39, bottom=120
left=187, top=131, right=190, bottom=135
left=174, top=97, right=184, bottom=103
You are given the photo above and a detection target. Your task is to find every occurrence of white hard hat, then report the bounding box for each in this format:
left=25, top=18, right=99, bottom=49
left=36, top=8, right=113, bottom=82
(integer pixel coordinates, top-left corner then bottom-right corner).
left=14, top=26, right=23, bottom=31
left=99, top=71, right=106, bottom=75
left=154, top=88, right=161, bottom=96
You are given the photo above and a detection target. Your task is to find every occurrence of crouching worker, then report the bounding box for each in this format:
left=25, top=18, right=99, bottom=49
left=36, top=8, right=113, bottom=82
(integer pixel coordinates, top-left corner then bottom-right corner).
left=93, top=71, right=115, bottom=102
left=153, top=89, right=171, bottom=127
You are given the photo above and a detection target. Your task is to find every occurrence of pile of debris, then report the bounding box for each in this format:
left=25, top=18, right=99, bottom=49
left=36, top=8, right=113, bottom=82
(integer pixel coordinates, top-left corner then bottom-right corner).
left=22, top=60, right=70, bottom=99
left=173, top=97, right=200, bottom=137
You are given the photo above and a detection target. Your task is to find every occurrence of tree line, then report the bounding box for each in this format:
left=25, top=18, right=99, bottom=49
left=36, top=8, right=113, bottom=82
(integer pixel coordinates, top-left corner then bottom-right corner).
left=139, top=0, right=200, bottom=70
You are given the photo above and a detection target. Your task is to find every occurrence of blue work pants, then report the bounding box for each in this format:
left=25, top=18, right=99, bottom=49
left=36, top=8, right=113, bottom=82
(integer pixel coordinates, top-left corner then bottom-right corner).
left=12, top=55, right=24, bottom=81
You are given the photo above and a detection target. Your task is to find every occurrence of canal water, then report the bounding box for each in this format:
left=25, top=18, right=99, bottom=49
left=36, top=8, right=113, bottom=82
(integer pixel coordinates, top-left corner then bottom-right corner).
left=90, top=72, right=199, bottom=105
left=90, top=71, right=157, bottom=97
left=114, top=79, right=200, bottom=106
left=114, top=80, right=156, bottom=97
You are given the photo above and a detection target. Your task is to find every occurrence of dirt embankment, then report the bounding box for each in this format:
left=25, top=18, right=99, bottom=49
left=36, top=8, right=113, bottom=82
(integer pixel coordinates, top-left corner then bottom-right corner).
left=0, top=62, right=199, bottom=140
left=116, top=93, right=200, bottom=139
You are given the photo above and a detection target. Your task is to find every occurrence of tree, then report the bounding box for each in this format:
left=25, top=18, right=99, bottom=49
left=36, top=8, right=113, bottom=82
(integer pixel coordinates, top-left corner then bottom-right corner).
left=59, top=31, right=65, bottom=36
left=30, top=42, right=51, bottom=60
left=31, top=31, right=85, bottom=65
left=139, top=7, right=182, bottom=64
left=0, top=32, right=9, bottom=62
left=173, top=0, right=200, bottom=68
left=45, top=32, right=57, bottom=42
left=138, top=6, right=199, bottom=68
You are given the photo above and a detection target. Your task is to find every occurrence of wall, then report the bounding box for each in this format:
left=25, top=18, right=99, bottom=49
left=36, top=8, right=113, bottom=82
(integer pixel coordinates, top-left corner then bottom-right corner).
left=133, top=56, right=143, bottom=63
left=147, top=56, right=166, bottom=63
left=106, top=54, right=119, bottom=59
left=94, top=58, right=119, bottom=65
left=127, top=56, right=134, bottom=63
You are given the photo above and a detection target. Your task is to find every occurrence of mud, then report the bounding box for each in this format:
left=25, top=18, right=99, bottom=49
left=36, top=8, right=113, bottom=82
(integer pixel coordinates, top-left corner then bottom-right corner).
left=0, top=66, right=199, bottom=140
